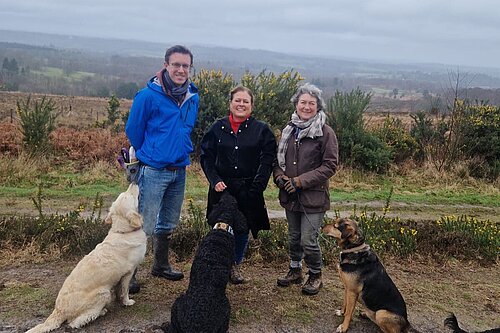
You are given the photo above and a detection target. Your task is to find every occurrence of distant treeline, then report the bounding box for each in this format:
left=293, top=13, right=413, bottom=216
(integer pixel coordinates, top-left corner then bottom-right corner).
left=1, top=41, right=500, bottom=104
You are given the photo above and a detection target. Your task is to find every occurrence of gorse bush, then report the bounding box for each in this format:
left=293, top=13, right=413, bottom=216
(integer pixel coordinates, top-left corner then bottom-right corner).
left=374, top=115, right=418, bottom=164
left=190, top=69, right=302, bottom=159
left=241, top=69, right=303, bottom=129
left=16, top=95, right=58, bottom=155
left=354, top=212, right=418, bottom=258
left=350, top=187, right=417, bottom=258
left=459, top=102, right=500, bottom=179
left=409, top=99, right=500, bottom=179
left=326, top=88, right=392, bottom=173
left=409, top=111, right=437, bottom=163
left=191, top=70, right=235, bottom=158
left=435, top=215, right=499, bottom=261
left=248, top=219, right=289, bottom=262
left=1, top=197, right=497, bottom=264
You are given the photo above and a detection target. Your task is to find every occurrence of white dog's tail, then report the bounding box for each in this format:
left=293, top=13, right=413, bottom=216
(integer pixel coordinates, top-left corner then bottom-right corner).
left=25, top=309, right=65, bottom=333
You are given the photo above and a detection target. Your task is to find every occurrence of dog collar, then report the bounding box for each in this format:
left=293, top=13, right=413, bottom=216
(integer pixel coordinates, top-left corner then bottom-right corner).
left=341, top=243, right=370, bottom=254
left=339, top=243, right=371, bottom=265
left=213, top=222, right=233, bottom=235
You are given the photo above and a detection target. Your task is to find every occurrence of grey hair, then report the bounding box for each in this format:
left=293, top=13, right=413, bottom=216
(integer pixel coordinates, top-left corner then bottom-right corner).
left=290, top=83, right=326, bottom=112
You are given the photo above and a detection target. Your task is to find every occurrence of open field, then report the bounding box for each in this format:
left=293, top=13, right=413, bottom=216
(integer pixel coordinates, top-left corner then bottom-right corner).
left=0, top=91, right=132, bottom=128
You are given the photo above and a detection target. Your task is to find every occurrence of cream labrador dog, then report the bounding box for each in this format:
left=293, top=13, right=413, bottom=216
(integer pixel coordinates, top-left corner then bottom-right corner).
left=25, top=183, right=147, bottom=333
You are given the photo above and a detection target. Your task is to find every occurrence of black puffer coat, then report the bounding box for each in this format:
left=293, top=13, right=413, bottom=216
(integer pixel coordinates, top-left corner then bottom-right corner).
left=200, top=116, right=276, bottom=238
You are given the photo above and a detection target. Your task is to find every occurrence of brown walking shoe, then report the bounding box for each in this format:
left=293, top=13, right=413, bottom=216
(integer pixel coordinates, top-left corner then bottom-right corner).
left=230, top=264, right=246, bottom=284
left=301, top=271, right=323, bottom=295
left=277, top=267, right=303, bottom=287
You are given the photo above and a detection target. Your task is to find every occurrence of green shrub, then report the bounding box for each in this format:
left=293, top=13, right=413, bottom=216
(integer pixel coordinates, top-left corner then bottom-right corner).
left=327, top=88, right=392, bottom=173
left=351, top=133, right=392, bottom=173
left=409, top=111, right=436, bottom=163
left=241, top=69, right=303, bottom=130
left=16, top=95, right=58, bottom=155
left=354, top=212, right=418, bottom=258
left=459, top=103, right=500, bottom=179
left=374, top=115, right=418, bottom=164
left=106, top=94, right=122, bottom=132
left=0, top=192, right=107, bottom=256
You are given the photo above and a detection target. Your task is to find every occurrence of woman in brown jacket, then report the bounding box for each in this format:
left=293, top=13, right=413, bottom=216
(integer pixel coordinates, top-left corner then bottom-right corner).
left=273, top=83, right=338, bottom=295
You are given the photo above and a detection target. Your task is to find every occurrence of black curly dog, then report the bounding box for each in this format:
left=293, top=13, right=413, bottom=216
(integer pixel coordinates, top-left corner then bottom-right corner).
left=162, top=192, right=247, bottom=333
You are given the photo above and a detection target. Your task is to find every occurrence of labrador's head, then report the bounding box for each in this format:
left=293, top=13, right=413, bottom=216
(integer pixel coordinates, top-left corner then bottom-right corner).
left=105, top=183, right=143, bottom=233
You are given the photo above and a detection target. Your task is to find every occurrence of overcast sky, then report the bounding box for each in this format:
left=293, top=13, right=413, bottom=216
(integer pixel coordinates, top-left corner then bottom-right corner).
left=1, top=0, right=499, bottom=68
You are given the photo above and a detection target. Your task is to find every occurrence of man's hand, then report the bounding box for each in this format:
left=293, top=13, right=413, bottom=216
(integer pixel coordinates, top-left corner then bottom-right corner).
left=284, top=177, right=301, bottom=194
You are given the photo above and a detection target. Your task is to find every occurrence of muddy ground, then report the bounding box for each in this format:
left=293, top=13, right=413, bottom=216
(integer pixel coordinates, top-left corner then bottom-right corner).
left=1, top=195, right=499, bottom=333
left=1, top=251, right=499, bottom=333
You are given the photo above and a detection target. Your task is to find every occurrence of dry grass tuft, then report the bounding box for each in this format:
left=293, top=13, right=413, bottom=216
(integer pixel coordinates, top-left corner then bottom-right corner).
left=0, top=152, right=50, bottom=186
left=0, top=121, right=22, bottom=154
left=80, top=160, right=122, bottom=184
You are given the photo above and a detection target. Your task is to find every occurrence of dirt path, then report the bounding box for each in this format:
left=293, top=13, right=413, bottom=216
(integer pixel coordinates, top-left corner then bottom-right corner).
left=1, top=254, right=499, bottom=333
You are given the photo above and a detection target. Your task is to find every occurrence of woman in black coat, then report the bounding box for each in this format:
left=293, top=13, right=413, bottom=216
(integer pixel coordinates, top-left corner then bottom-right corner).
left=200, top=85, right=276, bottom=284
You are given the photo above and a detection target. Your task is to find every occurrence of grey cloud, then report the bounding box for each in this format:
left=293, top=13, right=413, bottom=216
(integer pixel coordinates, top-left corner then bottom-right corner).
left=0, top=0, right=499, bottom=67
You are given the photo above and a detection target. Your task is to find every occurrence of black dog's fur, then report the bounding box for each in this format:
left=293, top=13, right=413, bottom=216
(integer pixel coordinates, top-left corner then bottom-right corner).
left=445, top=313, right=500, bottom=333
left=162, top=192, right=247, bottom=333
left=323, top=218, right=409, bottom=333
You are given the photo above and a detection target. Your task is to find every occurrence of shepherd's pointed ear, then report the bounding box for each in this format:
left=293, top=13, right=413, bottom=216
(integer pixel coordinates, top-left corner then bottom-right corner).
left=344, top=220, right=363, bottom=244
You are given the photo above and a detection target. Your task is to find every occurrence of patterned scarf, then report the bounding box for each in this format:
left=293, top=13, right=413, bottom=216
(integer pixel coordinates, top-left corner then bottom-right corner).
left=277, top=111, right=326, bottom=171
left=156, top=69, right=189, bottom=105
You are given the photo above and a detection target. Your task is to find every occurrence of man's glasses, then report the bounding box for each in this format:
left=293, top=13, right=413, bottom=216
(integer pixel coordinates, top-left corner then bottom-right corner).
left=168, top=62, right=192, bottom=70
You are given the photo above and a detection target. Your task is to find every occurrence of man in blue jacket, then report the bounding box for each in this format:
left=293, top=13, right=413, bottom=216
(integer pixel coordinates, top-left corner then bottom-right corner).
left=126, top=45, right=199, bottom=293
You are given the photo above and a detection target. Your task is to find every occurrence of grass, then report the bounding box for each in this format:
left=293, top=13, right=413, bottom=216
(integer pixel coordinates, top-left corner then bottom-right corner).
left=31, top=66, right=95, bottom=81
left=0, top=282, right=52, bottom=319
left=0, top=152, right=498, bottom=233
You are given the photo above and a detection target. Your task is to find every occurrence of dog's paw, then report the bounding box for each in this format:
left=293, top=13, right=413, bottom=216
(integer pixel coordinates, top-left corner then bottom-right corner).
left=335, top=309, right=344, bottom=316
left=336, top=324, right=347, bottom=333
left=123, top=298, right=135, bottom=306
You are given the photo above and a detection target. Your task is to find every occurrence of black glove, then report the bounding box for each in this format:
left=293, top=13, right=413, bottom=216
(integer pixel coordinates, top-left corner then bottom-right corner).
left=284, top=177, right=301, bottom=194
left=275, top=175, right=288, bottom=190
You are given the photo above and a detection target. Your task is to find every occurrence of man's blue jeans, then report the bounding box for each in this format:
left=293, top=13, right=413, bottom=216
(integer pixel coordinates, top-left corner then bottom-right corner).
left=285, top=210, right=325, bottom=274
left=138, top=165, right=186, bottom=236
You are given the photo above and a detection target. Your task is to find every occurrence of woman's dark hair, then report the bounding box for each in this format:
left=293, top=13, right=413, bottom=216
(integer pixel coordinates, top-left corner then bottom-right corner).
left=229, top=86, right=254, bottom=104
left=164, top=45, right=193, bottom=65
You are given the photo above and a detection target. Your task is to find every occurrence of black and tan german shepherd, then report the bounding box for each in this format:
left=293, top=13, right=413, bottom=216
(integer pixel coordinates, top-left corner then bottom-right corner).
left=323, top=218, right=409, bottom=333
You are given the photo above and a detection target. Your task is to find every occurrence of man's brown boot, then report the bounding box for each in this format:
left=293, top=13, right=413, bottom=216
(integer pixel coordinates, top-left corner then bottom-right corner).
left=277, top=267, right=303, bottom=287
left=301, top=271, right=323, bottom=295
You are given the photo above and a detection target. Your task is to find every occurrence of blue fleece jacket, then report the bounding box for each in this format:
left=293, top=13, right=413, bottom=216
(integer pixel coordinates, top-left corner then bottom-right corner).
left=125, top=77, right=199, bottom=169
